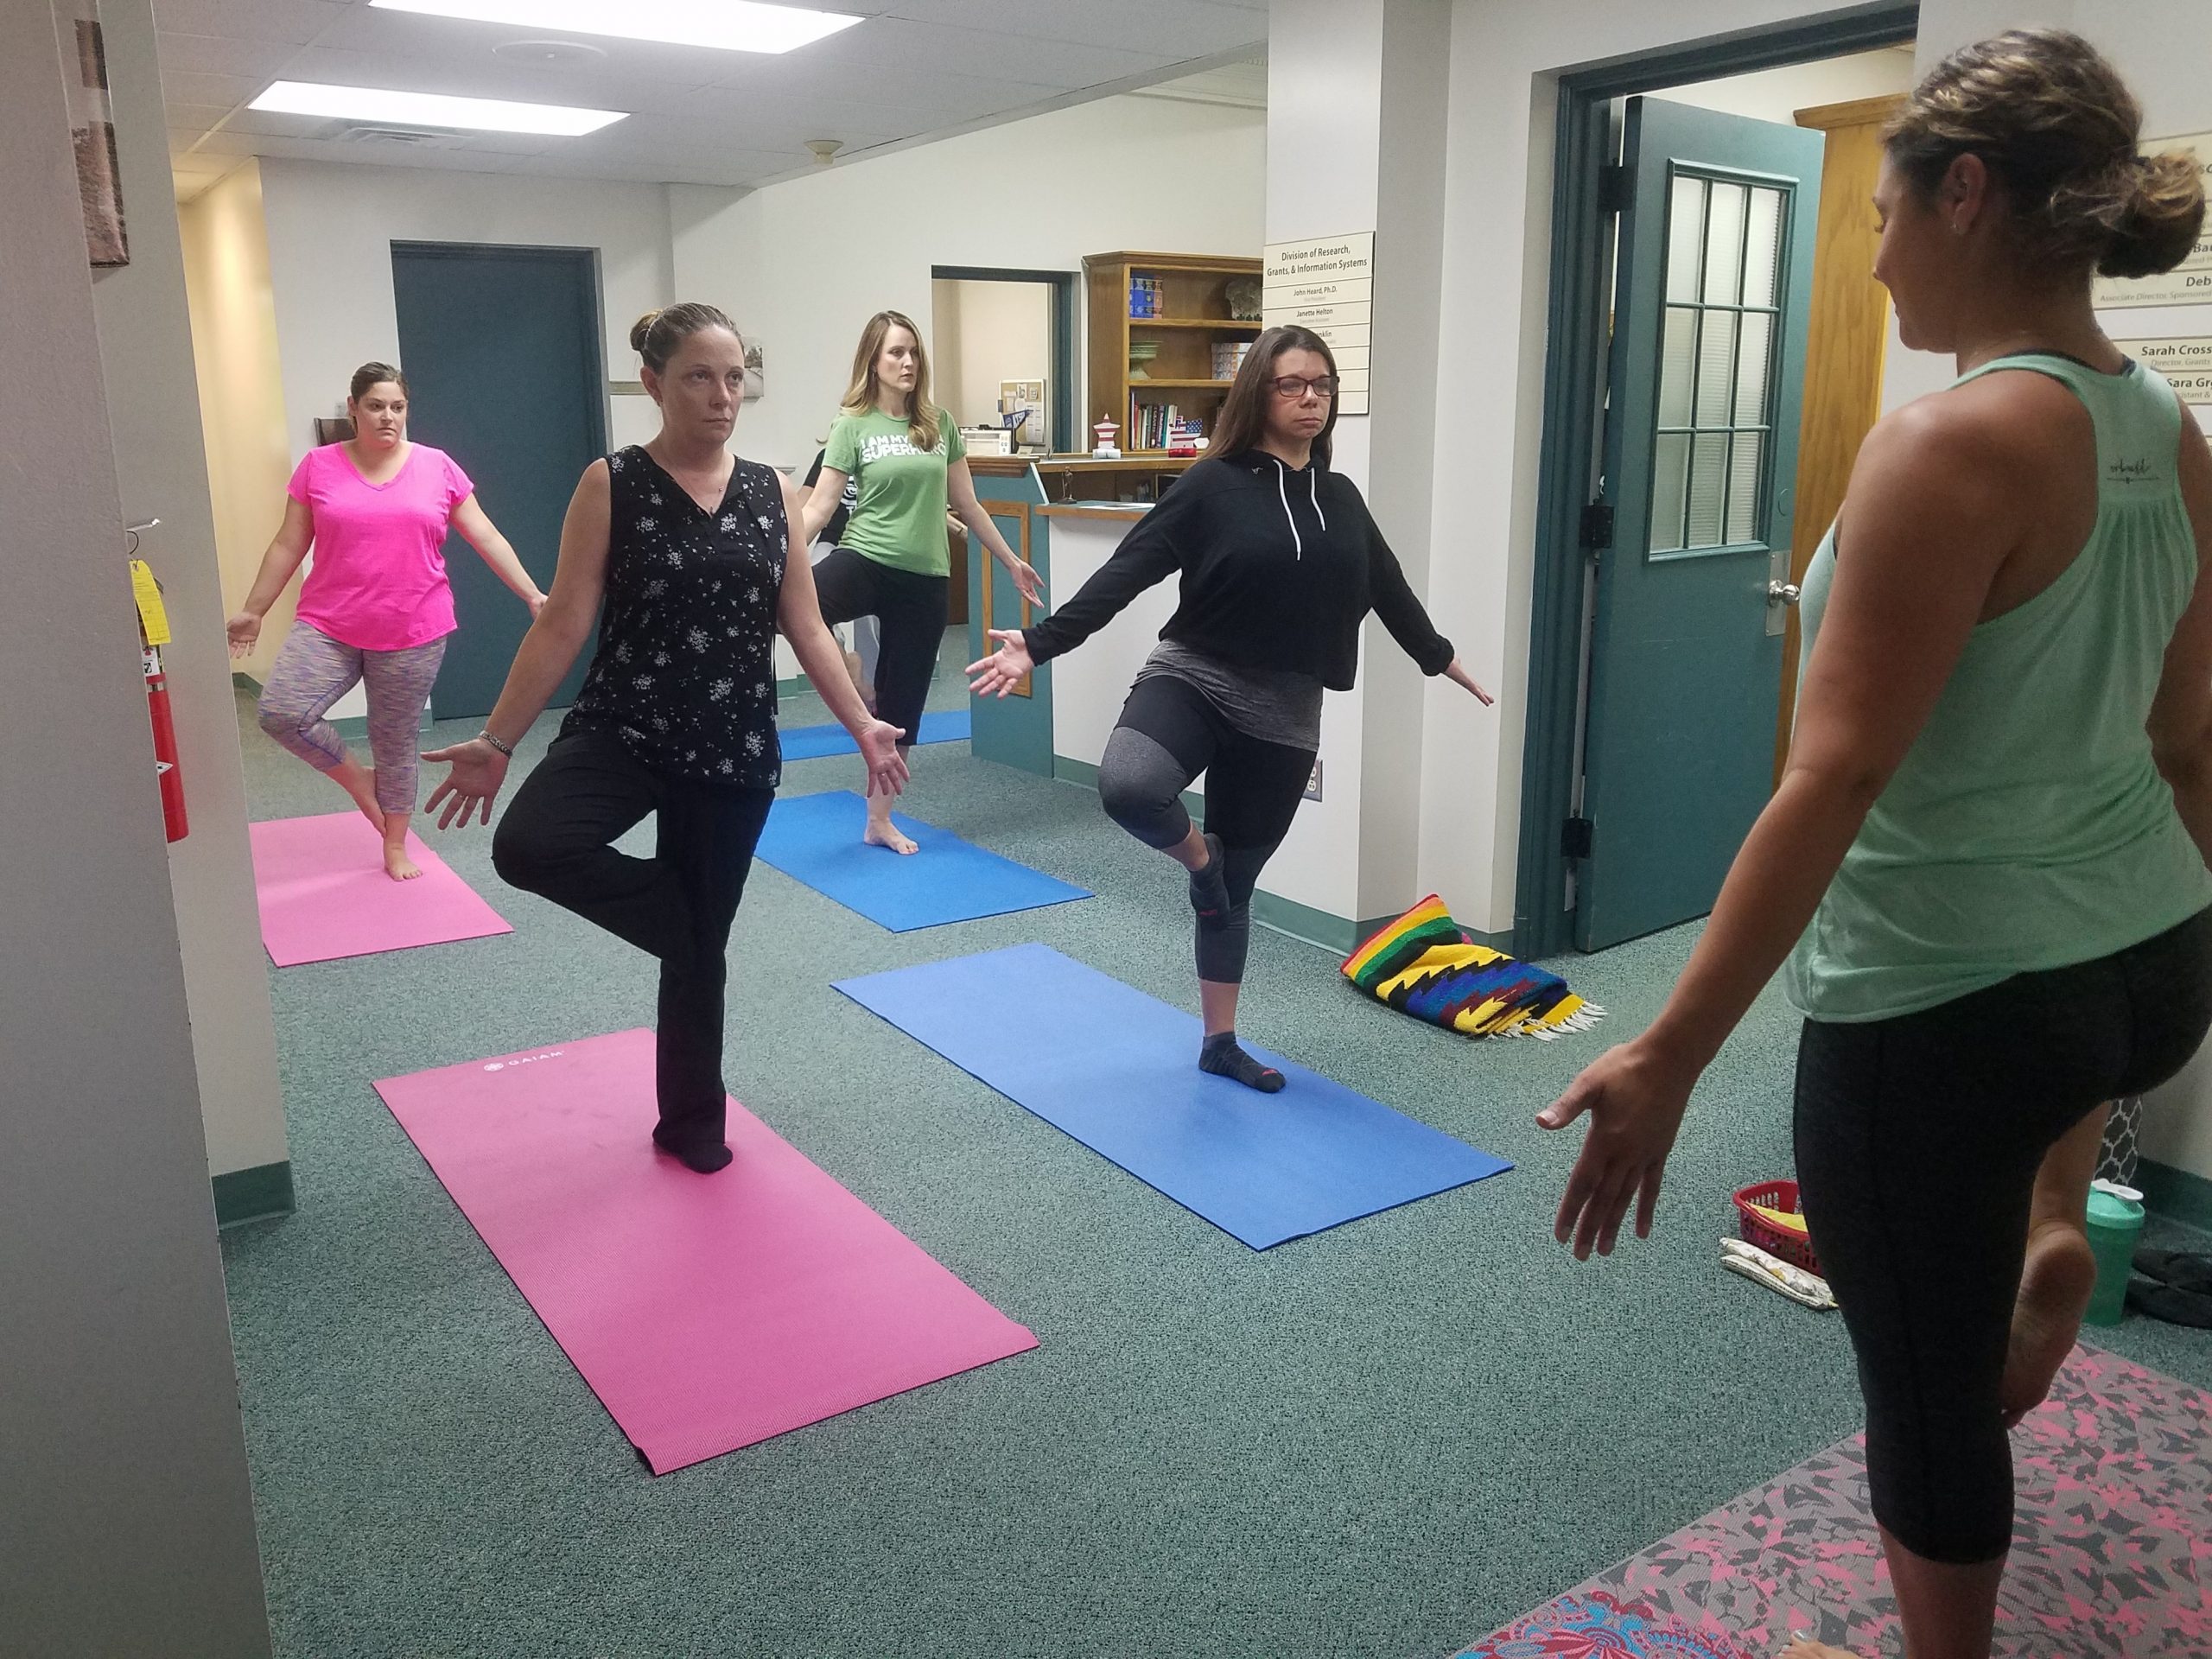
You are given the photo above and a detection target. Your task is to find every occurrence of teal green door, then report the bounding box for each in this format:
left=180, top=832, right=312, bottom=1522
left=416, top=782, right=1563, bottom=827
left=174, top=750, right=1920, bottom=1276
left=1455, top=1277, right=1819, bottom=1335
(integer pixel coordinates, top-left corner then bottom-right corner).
left=965, top=471, right=1053, bottom=777
left=391, top=243, right=606, bottom=721
left=1573, top=99, right=1824, bottom=951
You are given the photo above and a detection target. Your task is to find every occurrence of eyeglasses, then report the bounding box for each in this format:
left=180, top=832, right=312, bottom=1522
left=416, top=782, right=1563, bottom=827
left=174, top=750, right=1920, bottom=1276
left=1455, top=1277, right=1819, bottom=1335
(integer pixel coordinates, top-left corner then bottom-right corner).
left=1268, top=374, right=1338, bottom=400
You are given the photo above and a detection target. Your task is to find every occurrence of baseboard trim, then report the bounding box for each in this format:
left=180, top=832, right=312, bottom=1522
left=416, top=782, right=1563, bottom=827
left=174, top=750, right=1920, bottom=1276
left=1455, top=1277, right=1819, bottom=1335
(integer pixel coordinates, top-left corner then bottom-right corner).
left=213, top=1160, right=295, bottom=1229
left=2139, top=1157, right=2212, bottom=1232
left=232, top=671, right=262, bottom=692
left=775, top=674, right=809, bottom=697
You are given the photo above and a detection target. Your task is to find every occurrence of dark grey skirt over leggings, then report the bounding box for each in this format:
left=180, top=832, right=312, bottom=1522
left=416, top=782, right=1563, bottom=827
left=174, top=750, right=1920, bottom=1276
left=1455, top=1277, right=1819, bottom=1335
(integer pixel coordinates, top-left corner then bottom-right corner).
left=1794, top=905, right=2212, bottom=1564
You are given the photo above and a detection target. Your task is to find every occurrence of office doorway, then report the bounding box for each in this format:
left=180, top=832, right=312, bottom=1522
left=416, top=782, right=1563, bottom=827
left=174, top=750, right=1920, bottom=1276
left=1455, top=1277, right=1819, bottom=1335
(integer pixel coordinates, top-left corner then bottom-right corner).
left=1514, top=9, right=1919, bottom=959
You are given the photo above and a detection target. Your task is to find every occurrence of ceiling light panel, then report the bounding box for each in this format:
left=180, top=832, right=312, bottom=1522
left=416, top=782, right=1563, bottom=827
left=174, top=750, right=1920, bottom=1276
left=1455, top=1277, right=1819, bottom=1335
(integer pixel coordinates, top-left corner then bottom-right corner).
left=248, top=79, right=626, bottom=135
left=368, top=0, right=864, bottom=54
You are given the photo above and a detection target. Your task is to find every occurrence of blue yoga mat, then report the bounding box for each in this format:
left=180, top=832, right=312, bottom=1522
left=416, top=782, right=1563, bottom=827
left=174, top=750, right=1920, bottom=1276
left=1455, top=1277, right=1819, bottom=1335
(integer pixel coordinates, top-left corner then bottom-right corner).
left=755, top=791, right=1090, bottom=932
left=834, top=943, right=1512, bottom=1249
left=780, top=709, right=971, bottom=760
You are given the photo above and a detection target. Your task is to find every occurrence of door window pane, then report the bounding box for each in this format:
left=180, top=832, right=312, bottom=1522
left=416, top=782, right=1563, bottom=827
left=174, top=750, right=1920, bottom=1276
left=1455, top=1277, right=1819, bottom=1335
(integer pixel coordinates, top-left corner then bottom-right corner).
left=1702, top=181, right=1746, bottom=304
left=1726, top=432, right=1764, bottom=543
left=1733, top=311, right=1772, bottom=424
left=1694, top=309, right=1738, bottom=427
left=1687, top=433, right=1728, bottom=546
left=1658, top=306, right=1697, bottom=427
left=1666, top=175, right=1704, bottom=303
left=1742, top=188, right=1783, bottom=308
left=1650, top=432, right=1689, bottom=552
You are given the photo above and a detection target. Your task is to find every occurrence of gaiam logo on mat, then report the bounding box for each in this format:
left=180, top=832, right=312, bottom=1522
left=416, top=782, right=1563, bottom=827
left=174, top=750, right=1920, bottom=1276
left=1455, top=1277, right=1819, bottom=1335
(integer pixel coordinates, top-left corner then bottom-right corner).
left=483, top=1049, right=566, bottom=1073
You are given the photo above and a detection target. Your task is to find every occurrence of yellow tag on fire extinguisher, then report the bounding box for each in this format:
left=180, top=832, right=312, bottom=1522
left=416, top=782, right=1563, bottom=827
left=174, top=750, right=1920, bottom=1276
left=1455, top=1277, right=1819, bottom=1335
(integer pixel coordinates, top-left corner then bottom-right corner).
left=128, top=558, right=173, bottom=645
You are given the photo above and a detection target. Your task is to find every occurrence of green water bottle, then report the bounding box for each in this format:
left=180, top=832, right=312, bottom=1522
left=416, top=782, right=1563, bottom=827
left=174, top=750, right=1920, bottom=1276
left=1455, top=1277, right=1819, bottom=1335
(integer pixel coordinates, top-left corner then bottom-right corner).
left=2083, top=1179, right=2145, bottom=1326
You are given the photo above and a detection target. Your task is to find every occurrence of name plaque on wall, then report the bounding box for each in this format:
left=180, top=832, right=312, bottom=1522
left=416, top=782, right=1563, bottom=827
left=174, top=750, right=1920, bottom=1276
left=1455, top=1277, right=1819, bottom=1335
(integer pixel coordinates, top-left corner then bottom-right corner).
left=1263, top=232, right=1375, bottom=415
left=2094, top=132, right=2212, bottom=309
left=2116, top=334, right=2212, bottom=404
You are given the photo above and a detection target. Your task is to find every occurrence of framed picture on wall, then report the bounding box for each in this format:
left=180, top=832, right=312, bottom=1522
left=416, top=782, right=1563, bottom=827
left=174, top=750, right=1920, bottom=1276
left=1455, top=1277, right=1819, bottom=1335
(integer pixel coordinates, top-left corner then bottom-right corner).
left=66, top=0, right=128, bottom=269
left=744, top=338, right=766, bottom=400
left=315, top=416, right=355, bottom=445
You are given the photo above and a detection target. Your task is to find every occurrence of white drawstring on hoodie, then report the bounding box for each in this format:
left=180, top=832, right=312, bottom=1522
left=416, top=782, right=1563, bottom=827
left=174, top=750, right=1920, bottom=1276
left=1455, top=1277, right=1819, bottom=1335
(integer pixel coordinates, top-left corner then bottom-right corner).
left=1266, top=456, right=1325, bottom=559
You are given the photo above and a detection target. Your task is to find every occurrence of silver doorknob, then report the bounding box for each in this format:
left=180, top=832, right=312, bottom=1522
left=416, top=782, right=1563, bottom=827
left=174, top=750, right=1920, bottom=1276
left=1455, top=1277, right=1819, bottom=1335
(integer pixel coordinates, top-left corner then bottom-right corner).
left=1768, top=581, right=1802, bottom=607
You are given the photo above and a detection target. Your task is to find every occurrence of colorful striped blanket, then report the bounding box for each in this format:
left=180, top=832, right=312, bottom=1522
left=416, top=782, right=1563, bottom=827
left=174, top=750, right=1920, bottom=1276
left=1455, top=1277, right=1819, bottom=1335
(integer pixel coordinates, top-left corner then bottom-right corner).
left=1342, top=895, right=1604, bottom=1040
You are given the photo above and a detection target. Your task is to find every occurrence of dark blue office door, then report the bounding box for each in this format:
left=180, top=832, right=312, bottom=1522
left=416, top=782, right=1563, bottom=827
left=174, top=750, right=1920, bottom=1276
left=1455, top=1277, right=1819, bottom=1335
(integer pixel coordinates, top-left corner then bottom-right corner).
left=391, top=242, right=605, bottom=721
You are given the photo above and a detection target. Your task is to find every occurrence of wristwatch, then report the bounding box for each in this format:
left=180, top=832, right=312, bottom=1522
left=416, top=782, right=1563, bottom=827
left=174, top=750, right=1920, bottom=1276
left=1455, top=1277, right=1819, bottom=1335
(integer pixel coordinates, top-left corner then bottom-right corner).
left=477, top=728, right=514, bottom=758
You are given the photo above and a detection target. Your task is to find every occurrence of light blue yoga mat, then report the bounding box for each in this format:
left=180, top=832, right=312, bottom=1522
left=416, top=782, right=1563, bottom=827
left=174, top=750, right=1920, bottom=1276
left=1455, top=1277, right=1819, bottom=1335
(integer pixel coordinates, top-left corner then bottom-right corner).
left=834, top=943, right=1513, bottom=1249
left=780, top=709, right=971, bottom=760
left=754, top=791, right=1090, bottom=932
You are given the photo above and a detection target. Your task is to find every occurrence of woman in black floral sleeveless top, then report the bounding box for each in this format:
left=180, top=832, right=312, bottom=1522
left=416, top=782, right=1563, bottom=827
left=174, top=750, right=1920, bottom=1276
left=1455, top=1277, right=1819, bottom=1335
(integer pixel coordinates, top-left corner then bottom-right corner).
left=424, top=304, right=906, bottom=1173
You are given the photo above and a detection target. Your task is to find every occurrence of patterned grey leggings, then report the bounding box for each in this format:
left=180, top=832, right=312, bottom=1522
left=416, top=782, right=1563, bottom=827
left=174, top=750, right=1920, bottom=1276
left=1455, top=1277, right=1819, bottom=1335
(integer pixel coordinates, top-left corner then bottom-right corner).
left=257, top=624, right=447, bottom=815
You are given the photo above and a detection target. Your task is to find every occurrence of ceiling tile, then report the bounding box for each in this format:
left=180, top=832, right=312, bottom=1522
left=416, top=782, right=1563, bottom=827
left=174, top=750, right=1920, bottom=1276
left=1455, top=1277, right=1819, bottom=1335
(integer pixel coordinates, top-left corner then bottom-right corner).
left=152, top=0, right=346, bottom=45
left=791, top=15, right=1176, bottom=88
left=880, top=0, right=1262, bottom=58
left=159, top=68, right=272, bottom=107
left=149, top=30, right=304, bottom=77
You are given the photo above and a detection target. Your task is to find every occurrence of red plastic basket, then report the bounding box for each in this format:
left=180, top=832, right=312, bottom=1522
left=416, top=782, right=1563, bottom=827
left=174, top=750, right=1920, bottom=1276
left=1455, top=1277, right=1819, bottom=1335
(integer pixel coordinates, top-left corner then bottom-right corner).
left=1733, top=1179, right=1821, bottom=1276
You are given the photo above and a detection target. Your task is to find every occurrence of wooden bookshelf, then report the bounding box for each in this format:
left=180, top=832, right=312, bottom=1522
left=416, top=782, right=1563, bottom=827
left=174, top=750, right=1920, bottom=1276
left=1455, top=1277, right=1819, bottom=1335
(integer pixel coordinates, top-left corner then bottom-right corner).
left=1084, top=251, right=1262, bottom=456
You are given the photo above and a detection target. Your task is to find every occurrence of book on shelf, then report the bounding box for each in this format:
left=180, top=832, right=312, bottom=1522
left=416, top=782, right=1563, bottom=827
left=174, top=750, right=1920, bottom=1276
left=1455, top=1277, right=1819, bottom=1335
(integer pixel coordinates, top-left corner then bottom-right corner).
left=1211, top=340, right=1252, bottom=378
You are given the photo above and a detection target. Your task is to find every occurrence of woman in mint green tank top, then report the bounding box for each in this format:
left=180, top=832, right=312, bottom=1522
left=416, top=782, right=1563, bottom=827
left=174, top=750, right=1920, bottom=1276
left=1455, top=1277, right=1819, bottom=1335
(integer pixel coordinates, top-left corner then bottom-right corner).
left=1539, top=30, right=2212, bottom=1659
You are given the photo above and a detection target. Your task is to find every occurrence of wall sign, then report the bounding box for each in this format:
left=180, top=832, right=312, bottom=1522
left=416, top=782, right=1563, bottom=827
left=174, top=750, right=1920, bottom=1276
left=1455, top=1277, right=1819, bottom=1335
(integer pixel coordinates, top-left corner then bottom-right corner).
left=1263, top=232, right=1375, bottom=416
left=2117, top=334, right=2212, bottom=404
left=2094, top=132, right=2212, bottom=309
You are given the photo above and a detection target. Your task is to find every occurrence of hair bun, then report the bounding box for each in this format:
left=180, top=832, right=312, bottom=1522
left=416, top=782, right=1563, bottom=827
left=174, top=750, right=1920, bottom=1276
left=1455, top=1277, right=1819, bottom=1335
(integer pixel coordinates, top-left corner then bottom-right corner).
left=2100, top=149, right=2207, bottom=279
left=629, top=309, right=664, bottom=356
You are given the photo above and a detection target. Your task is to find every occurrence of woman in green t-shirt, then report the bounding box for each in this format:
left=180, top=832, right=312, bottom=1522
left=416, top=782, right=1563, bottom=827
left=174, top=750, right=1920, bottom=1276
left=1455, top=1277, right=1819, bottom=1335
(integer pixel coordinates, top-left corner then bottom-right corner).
left=801, top=310, right=1042, bottom=853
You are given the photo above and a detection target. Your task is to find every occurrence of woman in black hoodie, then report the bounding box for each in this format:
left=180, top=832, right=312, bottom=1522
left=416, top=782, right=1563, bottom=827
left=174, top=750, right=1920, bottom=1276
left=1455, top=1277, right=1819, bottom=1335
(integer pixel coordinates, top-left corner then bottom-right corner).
left=969, top=325, right=1492, bottom=1090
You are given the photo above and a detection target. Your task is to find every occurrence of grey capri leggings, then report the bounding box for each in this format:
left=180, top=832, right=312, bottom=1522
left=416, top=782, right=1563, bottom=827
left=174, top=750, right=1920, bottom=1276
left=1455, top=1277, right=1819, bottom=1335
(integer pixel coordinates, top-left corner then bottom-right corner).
left=1795, top=904, right=2212, bottom=1564
left=256, top=623, right=447, bottom=815
left=1096, top=673, right=1314, bottom=985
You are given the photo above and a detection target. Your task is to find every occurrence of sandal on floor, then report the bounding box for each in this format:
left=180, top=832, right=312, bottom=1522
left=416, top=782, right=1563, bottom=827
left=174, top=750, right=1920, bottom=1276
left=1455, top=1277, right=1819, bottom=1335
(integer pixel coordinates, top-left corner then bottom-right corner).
left=2132, top=1247, right=2212, bottom=1294
left=2126, top=1276, right=2212, bottom=1327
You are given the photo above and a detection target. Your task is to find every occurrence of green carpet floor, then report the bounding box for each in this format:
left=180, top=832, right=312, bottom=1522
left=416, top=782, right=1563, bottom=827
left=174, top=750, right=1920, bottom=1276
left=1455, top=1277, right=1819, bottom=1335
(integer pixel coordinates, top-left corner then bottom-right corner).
left=221, top=633, right=2212, bottom=1658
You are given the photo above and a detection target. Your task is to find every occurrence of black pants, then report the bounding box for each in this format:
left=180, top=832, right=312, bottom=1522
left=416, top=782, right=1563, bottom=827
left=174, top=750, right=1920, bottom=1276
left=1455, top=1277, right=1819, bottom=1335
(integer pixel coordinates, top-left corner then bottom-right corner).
left=491, top=727, right=772, bottom=1154
left=1095, top=674, right=1315, bottom=984
left=811, top=547, right=949, bottom=750
left=1794, top=905, right=2212, bottom=1564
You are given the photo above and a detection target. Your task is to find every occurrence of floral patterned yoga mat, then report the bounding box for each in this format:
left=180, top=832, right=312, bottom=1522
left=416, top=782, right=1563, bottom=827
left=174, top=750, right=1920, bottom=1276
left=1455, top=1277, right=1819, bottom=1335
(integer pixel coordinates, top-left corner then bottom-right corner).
left=1453, top=1347, right=2212, bottom=1658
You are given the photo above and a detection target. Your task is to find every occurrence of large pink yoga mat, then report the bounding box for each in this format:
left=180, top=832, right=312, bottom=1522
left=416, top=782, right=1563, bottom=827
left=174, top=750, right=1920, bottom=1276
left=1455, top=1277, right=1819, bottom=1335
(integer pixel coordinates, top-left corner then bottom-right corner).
left=375, top=1028, right=1038, bottom=1473
left=250, top=812, right=511, bottom=966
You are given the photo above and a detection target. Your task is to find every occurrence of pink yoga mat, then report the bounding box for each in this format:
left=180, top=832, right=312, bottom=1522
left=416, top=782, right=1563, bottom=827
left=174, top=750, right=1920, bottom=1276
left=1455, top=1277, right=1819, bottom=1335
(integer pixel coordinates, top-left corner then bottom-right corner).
left=375, top=1028, right=1038, bottom=1473
left=250, top=812, right=511, bottom=966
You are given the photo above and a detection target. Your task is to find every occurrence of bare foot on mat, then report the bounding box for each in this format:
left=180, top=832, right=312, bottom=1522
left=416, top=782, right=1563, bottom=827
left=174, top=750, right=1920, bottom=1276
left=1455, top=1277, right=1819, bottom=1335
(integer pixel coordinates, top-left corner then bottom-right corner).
left=384, top=842, right=423, bottom=881
left=863, top=818, right=918, bottom=855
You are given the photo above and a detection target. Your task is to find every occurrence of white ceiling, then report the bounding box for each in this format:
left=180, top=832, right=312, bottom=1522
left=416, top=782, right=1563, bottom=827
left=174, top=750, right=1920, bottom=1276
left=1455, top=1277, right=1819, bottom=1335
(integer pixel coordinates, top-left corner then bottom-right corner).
left=160, top=0, right=1268, bottom=201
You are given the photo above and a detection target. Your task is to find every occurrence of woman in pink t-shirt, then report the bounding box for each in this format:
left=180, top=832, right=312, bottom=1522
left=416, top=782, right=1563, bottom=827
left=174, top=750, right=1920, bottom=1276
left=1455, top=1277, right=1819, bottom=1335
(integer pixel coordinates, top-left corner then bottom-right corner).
left=228, top=363, right=545, bottom=880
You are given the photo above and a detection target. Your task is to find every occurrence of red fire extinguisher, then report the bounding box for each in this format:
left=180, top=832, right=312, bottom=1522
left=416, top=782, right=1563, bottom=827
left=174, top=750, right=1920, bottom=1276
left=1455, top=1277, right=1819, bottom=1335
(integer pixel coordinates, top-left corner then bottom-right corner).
left=143, top=641, right=189, bottom=842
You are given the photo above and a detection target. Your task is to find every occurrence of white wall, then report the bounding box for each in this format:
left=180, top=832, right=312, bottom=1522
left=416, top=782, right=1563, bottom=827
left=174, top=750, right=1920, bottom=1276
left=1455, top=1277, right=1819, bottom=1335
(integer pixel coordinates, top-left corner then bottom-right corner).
left=93, top=0, right=288, bottom=1189
left=667, top=91, right=1266, bottom=472
left=181, top=160, right=296, bottom=686
left=1, top=3, right=269, bottom=1648
left=1662, top=45, right=1916, bottom=122
left=932, top=276, right=1054, bottom=436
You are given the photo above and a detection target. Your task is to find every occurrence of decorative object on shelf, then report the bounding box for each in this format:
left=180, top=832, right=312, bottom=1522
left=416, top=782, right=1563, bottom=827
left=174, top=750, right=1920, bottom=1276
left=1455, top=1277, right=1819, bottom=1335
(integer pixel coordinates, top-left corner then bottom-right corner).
left=1127, top=340, right=1160, bottom=381
left=1224, top=273, right=1262, bottom=321
left=1091, top=416, right=1122, bottom=460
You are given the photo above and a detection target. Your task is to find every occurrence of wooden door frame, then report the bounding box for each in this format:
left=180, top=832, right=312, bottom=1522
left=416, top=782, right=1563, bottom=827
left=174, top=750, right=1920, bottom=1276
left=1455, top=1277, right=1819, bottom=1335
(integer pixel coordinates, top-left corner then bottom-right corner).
left=1511, top=2, right=1916, bottom=963
left=1772, top=92, right=1906, bottom=781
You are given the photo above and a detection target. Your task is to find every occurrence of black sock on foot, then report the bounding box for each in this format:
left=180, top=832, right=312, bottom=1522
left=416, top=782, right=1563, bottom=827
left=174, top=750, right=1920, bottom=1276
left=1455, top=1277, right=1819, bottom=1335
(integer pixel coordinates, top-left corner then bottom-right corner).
left=1199, top=1030, right=1284, bottom=1092
left=652, top=1127, right=734, bottom=1174
left=1188, top=832, right=1230, bottom=929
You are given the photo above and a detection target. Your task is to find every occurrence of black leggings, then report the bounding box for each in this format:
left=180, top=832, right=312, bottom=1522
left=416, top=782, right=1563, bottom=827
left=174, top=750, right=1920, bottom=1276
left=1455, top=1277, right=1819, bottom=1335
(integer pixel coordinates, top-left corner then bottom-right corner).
left=1795, top=905, right=2212, bottom=1564
left=810, top=547, right=949, bottom=750
left=1096, top=674, right=1315, bottom=984
left=491, top=727, right=772, bottom=1155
